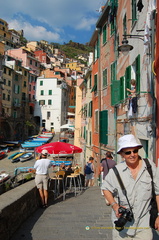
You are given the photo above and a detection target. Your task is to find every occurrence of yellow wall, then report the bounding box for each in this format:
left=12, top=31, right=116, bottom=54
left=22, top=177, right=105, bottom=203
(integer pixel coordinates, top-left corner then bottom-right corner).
left=66, top=62, right=81, bottom=71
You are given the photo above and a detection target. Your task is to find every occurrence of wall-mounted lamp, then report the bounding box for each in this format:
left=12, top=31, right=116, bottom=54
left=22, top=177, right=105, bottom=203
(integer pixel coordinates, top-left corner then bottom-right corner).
left=118, top=34, right=144, bottom=56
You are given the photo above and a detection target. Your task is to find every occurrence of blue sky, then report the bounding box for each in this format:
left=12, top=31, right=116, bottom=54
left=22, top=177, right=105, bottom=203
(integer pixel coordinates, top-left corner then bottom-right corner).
left=0, top=0, right=106, bottom=44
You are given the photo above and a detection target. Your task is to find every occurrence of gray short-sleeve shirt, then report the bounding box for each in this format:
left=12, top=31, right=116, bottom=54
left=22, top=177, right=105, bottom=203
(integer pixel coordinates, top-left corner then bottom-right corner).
left=101, top=159, right=159, bottom=236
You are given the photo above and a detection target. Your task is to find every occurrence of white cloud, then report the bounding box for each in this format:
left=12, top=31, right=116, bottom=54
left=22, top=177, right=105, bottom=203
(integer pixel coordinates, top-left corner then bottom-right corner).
left=0, top=0, right=103, bottom=42
left=76, top=17, right=97, bottom=31
left=9, top=19, right=61, bottom=42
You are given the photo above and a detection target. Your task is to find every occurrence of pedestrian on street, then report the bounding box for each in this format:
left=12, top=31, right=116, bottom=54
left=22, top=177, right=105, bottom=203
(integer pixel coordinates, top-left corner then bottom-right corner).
left=84, top=156, right=94, bottom=187
left=100, top=151, right=116, bottom=180
left=34, top=149, right=53, bottom=208
left=100, top=151, right=116, bottom=204
left=101, top=134, right=159, bottom=239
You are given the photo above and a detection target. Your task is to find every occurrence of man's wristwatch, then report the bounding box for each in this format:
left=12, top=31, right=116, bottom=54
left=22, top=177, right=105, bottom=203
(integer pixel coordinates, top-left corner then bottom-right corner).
left=110, top=202, right=117, bottom=207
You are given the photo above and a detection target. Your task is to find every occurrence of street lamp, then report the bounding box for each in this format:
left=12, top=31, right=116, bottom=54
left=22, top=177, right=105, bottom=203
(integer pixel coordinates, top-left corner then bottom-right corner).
left=118, top=34, right=144, bottom=56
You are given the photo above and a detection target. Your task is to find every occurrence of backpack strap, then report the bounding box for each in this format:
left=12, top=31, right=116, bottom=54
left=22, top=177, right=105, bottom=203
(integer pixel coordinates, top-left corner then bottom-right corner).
left=143, top=158, right=155, bottom=198
left=105, top=159, right=110, bottom=172
left=143, top=158, right=153, bottom=179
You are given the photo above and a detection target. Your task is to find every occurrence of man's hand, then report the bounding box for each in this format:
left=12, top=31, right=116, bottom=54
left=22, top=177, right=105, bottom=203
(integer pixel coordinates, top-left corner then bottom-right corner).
left=155, top=216, right=159, bottom=231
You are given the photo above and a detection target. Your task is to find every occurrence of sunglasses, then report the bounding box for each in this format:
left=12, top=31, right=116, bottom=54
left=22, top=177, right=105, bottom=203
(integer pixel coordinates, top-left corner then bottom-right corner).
left=123, top=149, right=139, bottom=155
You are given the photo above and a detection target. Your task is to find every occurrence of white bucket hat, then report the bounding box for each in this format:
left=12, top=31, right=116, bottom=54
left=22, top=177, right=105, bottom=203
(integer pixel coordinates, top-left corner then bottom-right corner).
left=117, top=134, right=142, bottom=154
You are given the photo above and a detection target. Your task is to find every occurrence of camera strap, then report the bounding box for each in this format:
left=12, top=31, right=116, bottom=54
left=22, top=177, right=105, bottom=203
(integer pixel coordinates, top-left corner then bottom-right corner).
left=113, top=166, right=133, bottom=212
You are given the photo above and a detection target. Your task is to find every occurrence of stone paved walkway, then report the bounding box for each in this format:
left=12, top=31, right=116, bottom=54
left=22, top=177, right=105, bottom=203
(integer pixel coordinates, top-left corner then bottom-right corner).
left=11, top=186, right=112, bottom=240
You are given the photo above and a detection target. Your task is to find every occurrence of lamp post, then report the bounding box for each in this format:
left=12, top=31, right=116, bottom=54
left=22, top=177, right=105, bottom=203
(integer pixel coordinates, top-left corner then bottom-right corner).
left=118, top=34, right=144, bottom=55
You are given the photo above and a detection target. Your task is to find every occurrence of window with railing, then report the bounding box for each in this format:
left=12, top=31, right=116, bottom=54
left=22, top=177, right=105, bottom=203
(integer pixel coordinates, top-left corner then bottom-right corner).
left=111, top=54, right=140, bottom=106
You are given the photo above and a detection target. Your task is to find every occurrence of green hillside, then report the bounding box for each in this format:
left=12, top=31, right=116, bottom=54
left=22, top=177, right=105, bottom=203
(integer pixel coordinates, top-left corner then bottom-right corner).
left=50, top=40, right=93, bottom=62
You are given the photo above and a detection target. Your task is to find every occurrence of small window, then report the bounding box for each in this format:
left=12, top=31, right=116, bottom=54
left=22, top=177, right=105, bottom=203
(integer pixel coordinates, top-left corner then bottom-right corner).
left=40, top=81, right=43, bottom=86
left=39, top=100, right=45, bottom=105
left=48, top=90, right=52, bottom=95
left=102, top=24, right=107, bottom=44
left=103, top=69, right=107, bottom=88
left=40, top=90, right=44, bottom=95
left=7, top=95, right=10, bottom=101
left=15, top=74, right=18, bottom=81
left=95, top=110, right=99, bottom=133
left=47, top=111, right=51, bottom=119
left=3, top=93, right=5, bottom=100
left=48, top=99, right=52, bottom=105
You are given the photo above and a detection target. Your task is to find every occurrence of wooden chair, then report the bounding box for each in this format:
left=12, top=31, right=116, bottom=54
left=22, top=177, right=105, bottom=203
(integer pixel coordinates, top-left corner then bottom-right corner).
left=65, top=168, right=82, bottom=196
left=50, top=170, right=66, bottom=200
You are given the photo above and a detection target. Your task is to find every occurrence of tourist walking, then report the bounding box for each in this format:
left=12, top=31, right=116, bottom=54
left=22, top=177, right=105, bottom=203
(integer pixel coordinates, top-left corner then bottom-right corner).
left=100, top=151, right=116, bottom=204
left=84, top=156, right=94, bottom=187
left=100, top=151, right=116, bottom=180
left=101, top=134, right=159, bottom=239
left=34, top=149, right=53, bottom=208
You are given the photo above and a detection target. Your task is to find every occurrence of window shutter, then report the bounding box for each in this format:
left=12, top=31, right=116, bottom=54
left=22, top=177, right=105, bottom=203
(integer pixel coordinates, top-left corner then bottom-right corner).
left=135, top=54, right=140, bottom=93
left=125, top=66, right=131, bottom=97
left=132, top=0, right=137, bottom=24
left=100, top=110, right=108, bottom=144
left=111, top=61, right=117, bottom=82
left=120, top=76, right=125, bottom=101
left=111, top=80, right=121, bottom=106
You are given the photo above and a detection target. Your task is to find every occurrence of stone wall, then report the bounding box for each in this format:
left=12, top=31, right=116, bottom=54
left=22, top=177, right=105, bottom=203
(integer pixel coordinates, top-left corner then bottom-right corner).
left=0, top=180, right=40, bottom=240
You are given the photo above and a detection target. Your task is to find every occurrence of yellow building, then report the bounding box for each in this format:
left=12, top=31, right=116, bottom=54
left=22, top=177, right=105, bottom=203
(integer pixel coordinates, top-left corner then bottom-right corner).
left=0, top=42, right=5, bottom=55
left=2, top=65, right=13, bottom=117
left=66, top=61, right=82, bottom=71
left=0, top=18, right=11, bottom=41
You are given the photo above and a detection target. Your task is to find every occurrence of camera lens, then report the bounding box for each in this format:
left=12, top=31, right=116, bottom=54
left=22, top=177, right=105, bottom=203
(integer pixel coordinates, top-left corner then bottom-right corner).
left=114, top=207, right=133, bottom=232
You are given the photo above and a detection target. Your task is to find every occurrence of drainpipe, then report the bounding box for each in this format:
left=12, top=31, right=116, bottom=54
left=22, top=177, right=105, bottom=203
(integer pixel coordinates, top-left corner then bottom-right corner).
left=97, top=29, right=101, bottom=186
left=114, top=106, right=117, bottom=162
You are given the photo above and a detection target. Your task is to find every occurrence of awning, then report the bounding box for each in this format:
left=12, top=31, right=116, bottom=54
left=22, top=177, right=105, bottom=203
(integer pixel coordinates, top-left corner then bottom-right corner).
left=60, top=124, right=75, bottom=131
left=67, top=112, right=75, bottom=116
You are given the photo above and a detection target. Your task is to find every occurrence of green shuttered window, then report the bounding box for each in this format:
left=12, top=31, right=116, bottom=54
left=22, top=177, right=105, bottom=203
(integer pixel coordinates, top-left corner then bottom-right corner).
left=100, top=110, right=108, bottom=144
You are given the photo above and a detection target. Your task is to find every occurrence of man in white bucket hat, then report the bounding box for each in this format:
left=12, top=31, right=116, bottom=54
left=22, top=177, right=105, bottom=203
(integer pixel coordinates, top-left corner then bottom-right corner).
left=101, top=134, right=159, bottom=239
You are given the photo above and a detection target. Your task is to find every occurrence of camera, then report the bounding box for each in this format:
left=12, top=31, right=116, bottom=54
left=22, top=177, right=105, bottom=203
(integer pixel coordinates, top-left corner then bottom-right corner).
left=114, top=207, right=133, bottom=231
